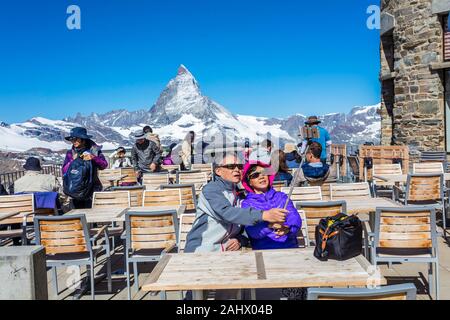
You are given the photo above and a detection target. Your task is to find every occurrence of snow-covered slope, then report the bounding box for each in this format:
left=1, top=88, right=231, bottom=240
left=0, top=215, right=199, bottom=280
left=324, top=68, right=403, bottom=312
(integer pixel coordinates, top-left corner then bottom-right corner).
left=0, top=65, right=381, bottom=152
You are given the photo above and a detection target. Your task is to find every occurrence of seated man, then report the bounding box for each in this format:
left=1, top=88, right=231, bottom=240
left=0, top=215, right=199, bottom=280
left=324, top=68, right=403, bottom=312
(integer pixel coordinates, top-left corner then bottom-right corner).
left=184, top=152, right=288, bottom=253
left=300, top=142, right=330, bottom=182
left=14, top=157, right=60, bottom=193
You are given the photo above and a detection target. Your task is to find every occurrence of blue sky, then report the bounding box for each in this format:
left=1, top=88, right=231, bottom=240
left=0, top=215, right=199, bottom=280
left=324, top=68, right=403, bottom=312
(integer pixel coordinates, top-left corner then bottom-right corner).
left=0, top=0, right=380, bottom=123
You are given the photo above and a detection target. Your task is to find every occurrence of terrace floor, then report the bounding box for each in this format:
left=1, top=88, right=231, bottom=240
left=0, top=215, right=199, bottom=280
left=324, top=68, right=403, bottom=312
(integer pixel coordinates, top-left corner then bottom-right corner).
left=46, top=234, right=450, bottom=300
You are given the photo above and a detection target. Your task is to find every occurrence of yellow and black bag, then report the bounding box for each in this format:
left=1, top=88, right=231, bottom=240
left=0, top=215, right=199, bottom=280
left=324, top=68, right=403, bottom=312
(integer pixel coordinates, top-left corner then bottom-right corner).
left=313, top=213, right=362, bottom=261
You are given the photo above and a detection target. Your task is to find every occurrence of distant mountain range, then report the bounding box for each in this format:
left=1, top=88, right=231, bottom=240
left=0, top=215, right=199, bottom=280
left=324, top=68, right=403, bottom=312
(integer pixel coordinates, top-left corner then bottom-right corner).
left=0, top=65, right=381, bottom=153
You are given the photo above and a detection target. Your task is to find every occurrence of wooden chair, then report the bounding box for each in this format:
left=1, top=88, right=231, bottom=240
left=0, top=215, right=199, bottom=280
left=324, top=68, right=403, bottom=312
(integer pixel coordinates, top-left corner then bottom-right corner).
left=142, top=173, right=169, bottom=190
left=272, top=180, right=288, bottom=192
left=307, top=283, right=416, bottom=300
left=413, top=162, right=444, bottom=174
left=399, top=173, right=447, bottom=232
left=296, top=201, right=347, bottom=246
left=191, top=163, right=214, bottom=181
left=281, top=187, right=322, bottom=203
left=120, top=167, right=138, bottom=185
left=178, top=213, right=196, bottom=253
left=98, top=169, right=122, bottom=189
left=347, top=155, right=360, bottom=182
left=92, top=191, right=131, bottom=208
left=330, top=182, right=372, bottom=200
left=111, top=185, right=144, bottom=207
left=143, top=189, right=182, bottom=208
left=34, top=214, right=112, bottom=299
left=372, top=163, right=403, bottom=199
left=0, top=194, right=35, bottom=245
left=124, top=209, right=179, bottom=300
left=371, top=207, right=439, bottom=300
left=176, top=171, right=208, bottom=196
left=160, top=184, right=197, bottom=213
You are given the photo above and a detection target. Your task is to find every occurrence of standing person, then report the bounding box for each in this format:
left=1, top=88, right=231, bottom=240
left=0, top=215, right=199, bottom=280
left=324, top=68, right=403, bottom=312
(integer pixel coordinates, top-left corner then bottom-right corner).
left=249, top=139, right=272, bottom=165
left=300, top=116, right=332, bottom=164
left=109, top=147, right=132, bottom=169
left=14, top=157, right=59, bottom=193
left=131, top=131, right=162, bottom=180
left=180, top=131, right=195, bottom=170
left=62, top=127, right=108, bottom=209
left=143, top=125, right=161, bottom=150
left=241, top=161, right=301, bottom=250
left=184, top=153, right=288, bottom=254
left=243, top=138, right=252, bottom=163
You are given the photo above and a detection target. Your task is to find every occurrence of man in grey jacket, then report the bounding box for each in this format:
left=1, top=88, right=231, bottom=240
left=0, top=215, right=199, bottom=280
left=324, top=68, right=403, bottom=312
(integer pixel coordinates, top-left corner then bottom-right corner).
left=131, top=131, right=162, bottom=179
left=184, top=153, right=287, bottom=253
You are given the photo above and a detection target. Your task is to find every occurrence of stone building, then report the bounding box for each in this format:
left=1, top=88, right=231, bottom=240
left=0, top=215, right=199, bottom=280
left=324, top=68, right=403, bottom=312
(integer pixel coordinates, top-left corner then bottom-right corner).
left=380, top=0, right=450, bottom=153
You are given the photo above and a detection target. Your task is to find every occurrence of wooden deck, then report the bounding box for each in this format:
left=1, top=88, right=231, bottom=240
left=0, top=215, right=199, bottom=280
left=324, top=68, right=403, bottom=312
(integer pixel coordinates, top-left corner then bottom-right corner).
left=45, top=234, right=450, bottom=300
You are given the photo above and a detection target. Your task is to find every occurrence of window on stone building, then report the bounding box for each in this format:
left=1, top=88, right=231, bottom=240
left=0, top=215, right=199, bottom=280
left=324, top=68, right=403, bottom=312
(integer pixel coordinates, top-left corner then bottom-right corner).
left=445, top=70, right=450, bottom=152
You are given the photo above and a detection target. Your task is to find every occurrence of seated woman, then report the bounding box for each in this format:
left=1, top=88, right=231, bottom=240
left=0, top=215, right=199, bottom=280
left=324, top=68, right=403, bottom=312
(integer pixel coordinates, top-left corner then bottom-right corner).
left=241, top=161, right=301, bottom=250
left=271, top=149, right=293, bottom=185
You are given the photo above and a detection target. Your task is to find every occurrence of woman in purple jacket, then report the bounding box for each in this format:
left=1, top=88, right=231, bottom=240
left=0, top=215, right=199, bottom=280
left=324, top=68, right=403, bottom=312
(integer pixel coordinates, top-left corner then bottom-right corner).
left=241, top=161, right=301, bottom=250
left=62, top=127, right=108, bottom=209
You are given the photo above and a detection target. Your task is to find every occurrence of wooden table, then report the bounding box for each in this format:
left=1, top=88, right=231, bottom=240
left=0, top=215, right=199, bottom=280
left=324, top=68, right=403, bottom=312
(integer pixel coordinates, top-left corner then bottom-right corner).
left=345, top=198, right=403, bottom=215
left=142, top=248, right=386, bottom=299
left=66, top=205, right=186, bottom=224
left=374, top=173, right=450, bottom=184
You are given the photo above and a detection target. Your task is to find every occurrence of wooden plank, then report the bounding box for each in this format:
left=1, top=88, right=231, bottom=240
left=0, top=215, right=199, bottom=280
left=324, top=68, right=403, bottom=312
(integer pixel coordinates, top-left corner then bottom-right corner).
left=380, top=232, right=430, bottom=240
left=132, top=240, right=176, bottom=250
left=131, top=234, right=176, bottom=241
left=381, top=217, right=430, bottom=225
left=379, top=239, right=432, bottom=248
left=131, top=226, right=175, bottom=234
left=42, top=237, right=86, bottom=246
left=45, top=245, right=88, bottom=255
left=380, top=224, right=430, bottom=232
left=255, top=252, right=266, bottom=280
left=145, top=254, right=172, bottom=285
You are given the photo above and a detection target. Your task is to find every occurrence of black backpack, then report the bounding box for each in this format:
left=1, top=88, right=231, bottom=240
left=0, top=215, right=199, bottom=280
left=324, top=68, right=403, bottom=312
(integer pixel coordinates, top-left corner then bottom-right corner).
left=63, top=157, right=94, bottom=200
left=313, top=213, right=363, bottom=261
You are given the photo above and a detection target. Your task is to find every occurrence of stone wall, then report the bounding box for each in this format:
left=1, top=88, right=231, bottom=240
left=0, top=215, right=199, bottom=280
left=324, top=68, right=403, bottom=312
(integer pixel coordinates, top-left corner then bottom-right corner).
left=380, top=0, right=446, bottom=152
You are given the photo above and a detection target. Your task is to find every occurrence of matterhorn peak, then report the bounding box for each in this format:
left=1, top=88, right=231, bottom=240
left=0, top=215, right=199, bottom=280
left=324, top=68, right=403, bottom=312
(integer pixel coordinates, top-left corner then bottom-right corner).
left=177, top=64, right=191, bottom=76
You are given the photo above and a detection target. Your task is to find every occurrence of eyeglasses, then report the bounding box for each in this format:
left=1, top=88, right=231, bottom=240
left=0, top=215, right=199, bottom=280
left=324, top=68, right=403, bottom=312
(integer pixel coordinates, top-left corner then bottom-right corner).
left=248, top=171, right=268, bottom=180
left=218, top=164, right=243, bottom=170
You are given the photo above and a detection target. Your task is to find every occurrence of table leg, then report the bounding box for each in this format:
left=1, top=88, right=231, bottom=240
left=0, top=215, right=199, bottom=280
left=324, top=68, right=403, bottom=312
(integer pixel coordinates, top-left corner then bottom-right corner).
left=192, top=290, right=203, bottom=300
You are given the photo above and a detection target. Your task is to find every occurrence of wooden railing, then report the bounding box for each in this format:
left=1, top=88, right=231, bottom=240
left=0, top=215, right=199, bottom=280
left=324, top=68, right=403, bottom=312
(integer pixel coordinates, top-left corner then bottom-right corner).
left=0, top=164, right=62, bottom=190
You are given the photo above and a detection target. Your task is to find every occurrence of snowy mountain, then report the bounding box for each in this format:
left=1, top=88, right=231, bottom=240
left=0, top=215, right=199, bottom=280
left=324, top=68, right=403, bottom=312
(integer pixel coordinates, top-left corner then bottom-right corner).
left=0, top=65, right=381, bottom=153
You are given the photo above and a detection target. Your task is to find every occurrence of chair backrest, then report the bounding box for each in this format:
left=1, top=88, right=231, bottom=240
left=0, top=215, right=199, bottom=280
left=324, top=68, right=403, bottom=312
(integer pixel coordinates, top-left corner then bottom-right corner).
left=92, top=191, right=131, bottom=208
left=177, top=171, right=208, bottom=195
left=373, top=163, right=403, bottom=176
left=34, top=214, right=91, bottom=255
left=330, top=182, right=371, bottom=200
left=98, top=169, right=122, bottom=189
left=307, top=284, right=416, bottom=300
left=420, top=151, right=447, bottom=163
left=125, top=210, right=178, bottom=250
left=272, top=180, right=288, bottom=192
left=296, top=201, right=347, bottom=245
left=0, top=194, right=34, bottom=214
left=178, top=213, right=196, bottom=253
left=120, top=168, right=138, bottom=185
left=413, top=162, right=444, bottom=174
left=111, top=186, right=144, bottom=207
left=142, top=173, right=169, bottom=190
left=143, top=189, right=182, bottom=207
left=347, top=156, right=360, bottom=179
left=161, top=164, right=181, bottom=172
left=281, top=187, right=322, bottom=202
left=191, top=164, right=214, bottom=180
left=405, top=174, right=444, bottom=203
left=374, top=207, right=436, bottom=253
left=160, top=184, right=197, bottom=213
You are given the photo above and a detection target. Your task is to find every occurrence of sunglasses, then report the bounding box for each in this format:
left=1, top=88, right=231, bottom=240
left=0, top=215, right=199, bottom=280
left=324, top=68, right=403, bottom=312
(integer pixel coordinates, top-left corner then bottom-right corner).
left=218, top=164, right=243, bottom=170
left=248, top=171, right=268, bottom=180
